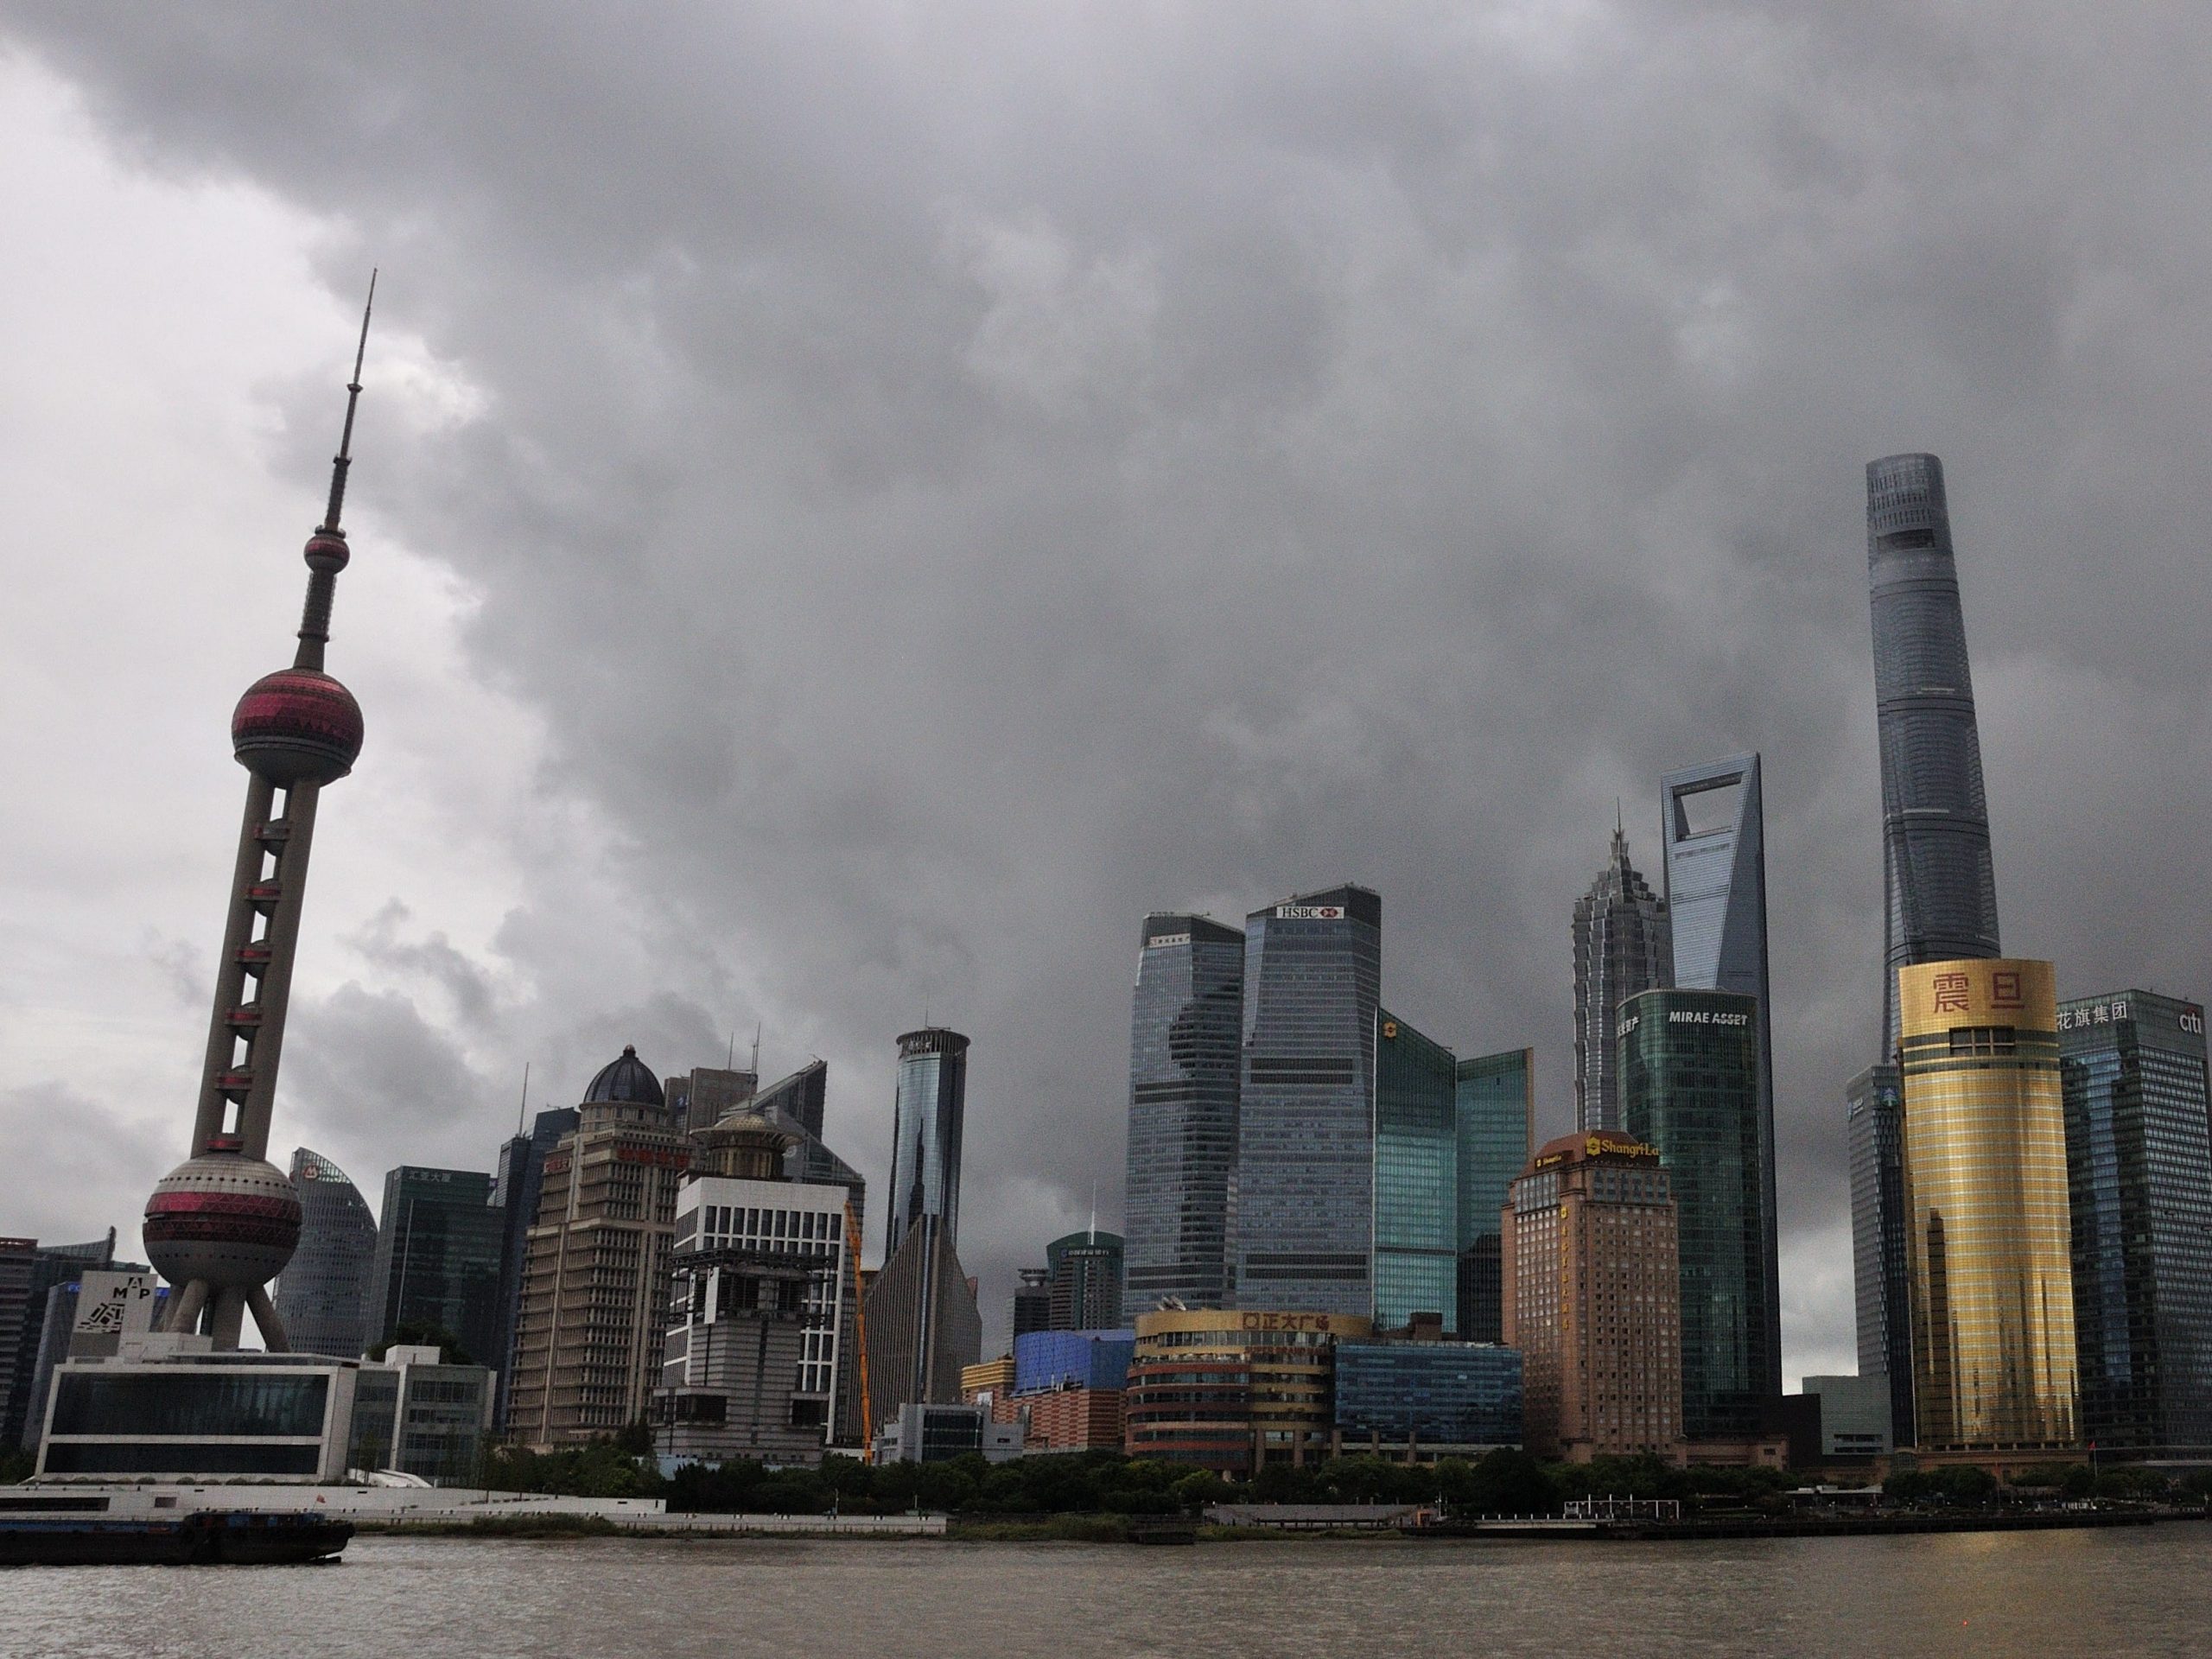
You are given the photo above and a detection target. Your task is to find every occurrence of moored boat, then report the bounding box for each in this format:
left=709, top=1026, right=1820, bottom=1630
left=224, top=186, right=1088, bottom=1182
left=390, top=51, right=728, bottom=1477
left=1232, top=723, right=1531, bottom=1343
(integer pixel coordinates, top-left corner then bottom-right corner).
left=0, top=1492, right=352, bottom=1567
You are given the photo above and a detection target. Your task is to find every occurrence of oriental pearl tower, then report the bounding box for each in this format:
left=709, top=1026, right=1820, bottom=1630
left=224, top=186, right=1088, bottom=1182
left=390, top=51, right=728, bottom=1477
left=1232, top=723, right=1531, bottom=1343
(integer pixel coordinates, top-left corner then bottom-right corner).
left=143, top=280, right=377, bottom=1351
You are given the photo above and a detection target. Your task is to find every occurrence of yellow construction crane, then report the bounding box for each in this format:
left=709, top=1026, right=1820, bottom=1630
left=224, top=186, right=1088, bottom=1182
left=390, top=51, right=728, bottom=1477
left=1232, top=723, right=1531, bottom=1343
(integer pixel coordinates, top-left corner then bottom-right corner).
left=843, top=1201, right=874, bottom=1462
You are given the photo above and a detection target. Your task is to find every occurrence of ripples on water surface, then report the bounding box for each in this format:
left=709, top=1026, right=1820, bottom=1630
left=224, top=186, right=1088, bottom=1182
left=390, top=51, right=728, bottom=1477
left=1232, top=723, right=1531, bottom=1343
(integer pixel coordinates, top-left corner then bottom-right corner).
left=4, top=1528, right=2209, bottom=1658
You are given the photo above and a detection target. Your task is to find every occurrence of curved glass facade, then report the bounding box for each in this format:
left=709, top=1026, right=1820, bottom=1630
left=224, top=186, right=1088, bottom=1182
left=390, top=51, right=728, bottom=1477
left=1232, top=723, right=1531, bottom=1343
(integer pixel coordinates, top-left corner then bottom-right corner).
left=887, top=1028, right=969, bottom=1256
left=1869, top=455, right=2003, bottom=1052
left=1898, top=959, right=2076, bottom=1451
left=274, top=1147, right=378, bottom=1359
left=1122, top=1308, right=1370, bottom=1472
left=1124, top=914, right=1244, bottom=1312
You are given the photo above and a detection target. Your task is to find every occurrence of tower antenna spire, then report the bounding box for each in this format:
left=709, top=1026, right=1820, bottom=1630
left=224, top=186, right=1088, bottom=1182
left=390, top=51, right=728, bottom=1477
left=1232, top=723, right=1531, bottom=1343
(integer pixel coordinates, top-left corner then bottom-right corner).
left=518, top=1061, right=530, bottom=1136
left=320, top=270, right=377, bottom=536
left=150, top=289, right=376, bottom=1352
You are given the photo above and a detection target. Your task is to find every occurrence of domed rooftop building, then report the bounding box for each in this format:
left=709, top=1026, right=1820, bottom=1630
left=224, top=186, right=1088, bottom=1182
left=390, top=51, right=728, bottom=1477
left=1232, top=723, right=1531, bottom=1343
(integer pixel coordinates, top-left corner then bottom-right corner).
left=583, top=1045, right=665, bottom=1109
left=693, top=1105, right=797, bottom=1181
left=514, top=1043, right=692, bottom=1445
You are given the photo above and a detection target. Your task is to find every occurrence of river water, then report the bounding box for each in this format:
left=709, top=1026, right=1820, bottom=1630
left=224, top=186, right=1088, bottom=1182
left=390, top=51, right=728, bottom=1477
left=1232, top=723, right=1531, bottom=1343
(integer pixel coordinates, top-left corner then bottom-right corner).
left=4, top=1527, right=2208, bottom=1658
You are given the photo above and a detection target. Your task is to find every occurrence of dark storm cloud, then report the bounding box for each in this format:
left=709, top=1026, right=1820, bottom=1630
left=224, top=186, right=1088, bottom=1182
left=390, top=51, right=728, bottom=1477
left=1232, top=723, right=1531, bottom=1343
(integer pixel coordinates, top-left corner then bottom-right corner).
left=9, top=2, right=2211, bottom=1369
left=0, top=1084, right=170, bottom=1249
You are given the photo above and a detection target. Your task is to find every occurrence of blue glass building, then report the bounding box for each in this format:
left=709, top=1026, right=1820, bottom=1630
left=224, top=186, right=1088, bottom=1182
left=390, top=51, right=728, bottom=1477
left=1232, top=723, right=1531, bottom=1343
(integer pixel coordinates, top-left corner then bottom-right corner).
left=1374, top=1010, right=1459, bottom=1332
left=274, top=1147, right=379, bottom=1361
left=887, top=1027, right=969, bottom=1257
left=1012, top=1328, right=1135, bottom=1395
left=1454, top=1049, right=1534, bottom=1343
left=1234, top=886, right=1382, bottom=1316
left=2060, top=991, right=2212, bottom=1457
left=1847, top=1063, right=1913, bottom=1442
left=1659, top=752, right=1782, bottom=1398
left=1333, top=1340, right=1522, bottom=1449
left=1123, top=914, right=1244, bottom=1312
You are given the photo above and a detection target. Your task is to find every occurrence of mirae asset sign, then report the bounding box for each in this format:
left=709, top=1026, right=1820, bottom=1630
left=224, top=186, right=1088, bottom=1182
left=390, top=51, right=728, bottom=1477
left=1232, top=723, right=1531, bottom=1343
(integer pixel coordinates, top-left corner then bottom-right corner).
left=1616, top=1007, right=1751, bottom=1038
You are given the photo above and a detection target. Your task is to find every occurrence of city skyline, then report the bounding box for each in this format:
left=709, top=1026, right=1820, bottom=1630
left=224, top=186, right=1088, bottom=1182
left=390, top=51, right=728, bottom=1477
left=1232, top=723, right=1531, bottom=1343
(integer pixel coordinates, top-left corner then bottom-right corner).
left=6, top=10, right=2211, bottom=1395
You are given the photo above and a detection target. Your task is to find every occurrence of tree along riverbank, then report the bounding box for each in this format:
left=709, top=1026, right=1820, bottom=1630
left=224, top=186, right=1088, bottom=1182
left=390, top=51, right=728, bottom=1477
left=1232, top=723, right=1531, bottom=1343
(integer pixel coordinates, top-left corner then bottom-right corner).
left=471, top=1436, right=2212, bottom=1523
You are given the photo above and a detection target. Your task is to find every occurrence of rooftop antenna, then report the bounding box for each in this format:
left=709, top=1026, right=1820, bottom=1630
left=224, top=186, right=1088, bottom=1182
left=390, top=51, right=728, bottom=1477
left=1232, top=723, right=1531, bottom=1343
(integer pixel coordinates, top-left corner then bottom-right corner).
left=320, top=270, right=376, bottom=537
left=727, top=1031, right=735, bottom=1070
left=1088, top=1182, right=1097, bottom=1245
left=751, top=1021, right=762, bottom=1077
left=517, top=1061, right=530, bottom=1136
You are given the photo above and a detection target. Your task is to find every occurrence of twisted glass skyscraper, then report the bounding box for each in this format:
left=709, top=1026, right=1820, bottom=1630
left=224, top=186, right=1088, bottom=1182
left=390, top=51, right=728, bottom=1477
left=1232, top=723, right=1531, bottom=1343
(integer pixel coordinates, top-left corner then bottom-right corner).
left=1868, top=454, right=2002, bottom=1052
left=1854, top=454, right=2005, bottom=1445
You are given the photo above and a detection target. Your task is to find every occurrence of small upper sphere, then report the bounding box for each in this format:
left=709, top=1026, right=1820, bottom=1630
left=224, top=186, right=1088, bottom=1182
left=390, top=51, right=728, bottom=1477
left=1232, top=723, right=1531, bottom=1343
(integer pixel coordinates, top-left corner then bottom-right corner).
left=232, top=667, right=365, bottom=786
left=303, top=531, right=351, bottom=573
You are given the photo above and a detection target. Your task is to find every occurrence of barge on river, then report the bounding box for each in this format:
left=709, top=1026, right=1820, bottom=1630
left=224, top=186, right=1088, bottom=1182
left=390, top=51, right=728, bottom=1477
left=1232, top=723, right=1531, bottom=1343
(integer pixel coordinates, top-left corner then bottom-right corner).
left=0, top=1491, right=352, bottom=1567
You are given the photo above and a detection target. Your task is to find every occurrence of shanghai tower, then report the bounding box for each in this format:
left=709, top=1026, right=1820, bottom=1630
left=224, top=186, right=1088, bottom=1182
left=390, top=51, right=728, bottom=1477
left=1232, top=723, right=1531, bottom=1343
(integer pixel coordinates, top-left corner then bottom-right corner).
left=141, top=285, right=376, bottom=1351
left=1867, top=453, right=2001, bottom=1052
left=1853, top=452, right=2002, bottom=1441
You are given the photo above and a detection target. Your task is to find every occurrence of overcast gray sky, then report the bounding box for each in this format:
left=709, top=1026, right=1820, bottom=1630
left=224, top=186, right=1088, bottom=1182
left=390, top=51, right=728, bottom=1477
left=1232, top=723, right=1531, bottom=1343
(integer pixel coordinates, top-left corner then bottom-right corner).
left=3, top=4, right=2209, bottom=1380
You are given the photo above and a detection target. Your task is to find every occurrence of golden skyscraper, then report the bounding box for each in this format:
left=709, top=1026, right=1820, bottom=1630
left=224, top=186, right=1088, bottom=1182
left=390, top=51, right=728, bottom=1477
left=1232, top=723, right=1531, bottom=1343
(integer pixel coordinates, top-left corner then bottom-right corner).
left=1897, top=958, right=2077, bottom=1451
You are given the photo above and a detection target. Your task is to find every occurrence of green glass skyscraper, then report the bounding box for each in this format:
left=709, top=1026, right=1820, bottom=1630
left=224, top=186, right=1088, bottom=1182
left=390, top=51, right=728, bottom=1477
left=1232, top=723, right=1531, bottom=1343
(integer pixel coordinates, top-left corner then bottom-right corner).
left=1454, top=1048, right=1534, bottom=1342
left=1619, top=986, right=1775, bottom=1440
left=1661, top=752, right=1782, bottom=1400
left=1373, top=1009, right=1459, bottom=1331
left=368, top=1166, right=506, bottom=1364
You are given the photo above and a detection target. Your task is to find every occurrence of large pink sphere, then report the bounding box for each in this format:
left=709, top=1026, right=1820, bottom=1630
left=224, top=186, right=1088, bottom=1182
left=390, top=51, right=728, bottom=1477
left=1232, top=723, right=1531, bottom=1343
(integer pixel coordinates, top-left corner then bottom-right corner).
left=143, top=1151, right=302, bottom=1291
left=232, top=667, right=364, bottom=786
